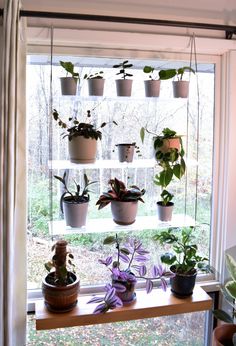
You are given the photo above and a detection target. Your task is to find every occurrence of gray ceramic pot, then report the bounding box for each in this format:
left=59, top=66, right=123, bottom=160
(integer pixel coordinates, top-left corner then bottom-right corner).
left=156, top=201, right=174, bottom=221
left=60, top=77, right=78, bottom=95
left=144, top=80, right=161, bottom=97
left=62, top=198, right=89, bottom=228
left=116, top=143, right=135, bottom=162
left=111, top=200, right=138, bottom=225
left=172, top=81, right=189, bottom=98
left=115, top=79, right=133, bottom=97
left=87, top=78, right=105, bottom=96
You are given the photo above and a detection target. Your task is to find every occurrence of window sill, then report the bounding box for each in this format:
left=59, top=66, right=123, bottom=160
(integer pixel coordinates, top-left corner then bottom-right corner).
left=35, top=285, right=212, bottom=330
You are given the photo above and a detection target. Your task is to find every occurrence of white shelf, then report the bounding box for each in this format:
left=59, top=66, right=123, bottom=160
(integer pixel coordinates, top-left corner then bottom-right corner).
left=48, top=159, right=156, bottom=170
left=48, top=214, right=195, bottom=236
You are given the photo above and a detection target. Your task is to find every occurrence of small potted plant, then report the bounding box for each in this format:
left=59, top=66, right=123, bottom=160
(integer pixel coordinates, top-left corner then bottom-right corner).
left=212, top=253, right=236, bottom=346
left=87, top=234, right=172, bottom=312
left=59, top=61, right=80, bottom=96
left=159, top=66, right=195, bottom=98
left=143, top=65, right=161, bottom=97
left=115, top=142, right=141, bottom=163
left=154, top=227, right=210, bottom=297
left=52, top=108, right=117, bottom=163
left=84, top=71, right=105, bottom=96
left=96, top=178, right=145, bottom=225
left=42, top=240, right=80, bottom=312
left=113, top=60, right=133, bottom=96
left=54, top=172, right=97, bottom=228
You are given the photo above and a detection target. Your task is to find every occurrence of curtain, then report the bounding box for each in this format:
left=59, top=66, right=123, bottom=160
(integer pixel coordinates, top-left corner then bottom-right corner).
left=0, top=1, right=27, bottom=345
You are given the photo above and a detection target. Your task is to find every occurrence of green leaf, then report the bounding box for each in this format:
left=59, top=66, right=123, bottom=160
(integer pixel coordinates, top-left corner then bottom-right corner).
left=159, top=69, right=176, bottom=80
left=160, top=252, right=176, bottom=265
left=143, top=65, right=154, bottom=74
left=225, top=281, right=236, bottom=300
left=140, top=127, right=145, bottom=143
left=173, top=164, right=182, bottom=179
left=120, top=248, right=130, bottom=255
left=103, top=236, right=116, bottom=245
left=226, top=253, right=236, bottom=281
left=212, top=309, right=234, bottom=323
left=45, top=261, right=54, bottom=272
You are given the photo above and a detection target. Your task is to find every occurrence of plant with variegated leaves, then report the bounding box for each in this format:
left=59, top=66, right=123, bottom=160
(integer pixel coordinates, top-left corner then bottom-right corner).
left=87, top=234, right=173, bottom=314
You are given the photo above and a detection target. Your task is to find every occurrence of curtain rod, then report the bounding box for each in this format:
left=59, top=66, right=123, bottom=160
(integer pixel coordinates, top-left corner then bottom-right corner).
left=0, top=9, right=236, bottom=39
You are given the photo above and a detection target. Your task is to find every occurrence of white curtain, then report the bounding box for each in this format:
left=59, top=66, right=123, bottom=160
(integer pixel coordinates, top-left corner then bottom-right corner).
left=0, top=1, right=27, bottom=345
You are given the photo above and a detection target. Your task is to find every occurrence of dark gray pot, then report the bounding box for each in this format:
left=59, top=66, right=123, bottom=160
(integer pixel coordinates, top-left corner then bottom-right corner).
left=87, top=78, right=105, bottom=96
left=116, top=143, right=135, bottom=162
left=62, top=198, right=89, bottom=228
left=170, top=265, right=197, bottom=298
left=115, top=79, right=133, bottom=96
left=144, top=80, right=161, bottom=97
left=172, top=81, right=189, bottom=98
left=60, top=77, right=78, bottom=95
left=156, top=201, right=174, bottom=221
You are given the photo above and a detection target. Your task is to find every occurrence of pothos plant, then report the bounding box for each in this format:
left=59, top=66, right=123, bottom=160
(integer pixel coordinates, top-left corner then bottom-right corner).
left=113, top=60, right=133, bottom=79
left=44, top=240, right=76, bottom=286
left=60, top=61, right=80, bottom=81
left=140, top=127, right=186, bottom=205
left=52, top=108, right=117, bottom=141
left=87, top=234, right=173, bottom=314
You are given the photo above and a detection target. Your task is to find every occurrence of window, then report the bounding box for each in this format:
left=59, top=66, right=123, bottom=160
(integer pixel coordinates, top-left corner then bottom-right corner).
left=27, top=54, right=216, bottom=291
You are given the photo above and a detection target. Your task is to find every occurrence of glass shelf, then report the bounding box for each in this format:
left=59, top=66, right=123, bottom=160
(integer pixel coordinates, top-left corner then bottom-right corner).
left=48, top=214, right=195, bottom=236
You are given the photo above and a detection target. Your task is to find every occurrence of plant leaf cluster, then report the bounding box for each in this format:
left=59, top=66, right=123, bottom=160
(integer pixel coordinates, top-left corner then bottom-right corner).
left=154, top=227, right=210, bottom=274
left=113, top=60, right=133, bottom=79
left=60, top=61, right=80, bottom=81
left=44, top=241, right=76, bottom=286
left=96, top=178, right=145, bottom=210
left=84, top=71, right=104, bottom=79
left=54, top=172, right=97, bottom=203
left=52, top=109, right=117, bottom=141
left=159, top=66, right=195, bottom=81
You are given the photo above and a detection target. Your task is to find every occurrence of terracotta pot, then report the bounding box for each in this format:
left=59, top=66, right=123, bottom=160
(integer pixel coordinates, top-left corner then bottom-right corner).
left=112, top=273, right=136, bottom=304
left=110, top=200, right=138, bottom=225
left=170, top=265, right=197, bottom=298
left=42, top=272, right=80, bottom=312
left=144, top=80, right=161, bottom=97
left=157, top=201, right=174, bottom=221
left=115, top=79, right=133, bottom=96
left=116, top=143, right=135, bottom=162
left=87, top=78, right=105, bottom=96
left=60, top=77, right=78, bottom=95
left=68, top=136, right=98, bottom=163
left=172, top=81, right=189, bottom=98
left=212, top=324, right=236, bottom=346
left=159, top=137, right=181, bottom=154
left=62, top=198, right=89, bottom=228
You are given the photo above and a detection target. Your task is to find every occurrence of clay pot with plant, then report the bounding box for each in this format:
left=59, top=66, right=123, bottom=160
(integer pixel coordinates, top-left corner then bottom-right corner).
left=84, top=71, right=105, bottom=96
left=154, top=227, right=211, bottom=298
left=96, top=178, right=145, bottom=225
left=212, top=253, right=236, bottom=346
left=42, top=240, right=80, bottom=312
left=87, top=233, right=173, bottom=313
left=59, top=61, right=80, bottom=96
left=54, top=172, right=97, bottom=228
left=52, top=108, right=117, bottom=163
left=159, top=66, right=195, bottom=98
left=143, top=65, right=161, bottom=97
left=113, top=60, right=133, bottom=96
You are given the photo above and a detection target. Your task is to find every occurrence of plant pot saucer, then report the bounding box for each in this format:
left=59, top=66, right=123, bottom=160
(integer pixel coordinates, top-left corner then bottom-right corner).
left=113, top=219, right=136, bottom=225
left=44, top=300, right=78, bottom=313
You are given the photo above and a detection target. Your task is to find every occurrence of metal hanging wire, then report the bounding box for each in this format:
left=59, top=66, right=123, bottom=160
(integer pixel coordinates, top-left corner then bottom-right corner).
left=49, top=26, right=54, bottom=239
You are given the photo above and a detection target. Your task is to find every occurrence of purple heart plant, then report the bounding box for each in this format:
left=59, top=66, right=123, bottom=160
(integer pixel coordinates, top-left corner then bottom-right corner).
left=87, top=234, right=173, bottom=314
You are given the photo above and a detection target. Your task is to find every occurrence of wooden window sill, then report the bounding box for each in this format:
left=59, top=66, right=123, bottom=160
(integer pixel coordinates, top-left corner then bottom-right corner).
left=35, top=285, right=212, bottom=330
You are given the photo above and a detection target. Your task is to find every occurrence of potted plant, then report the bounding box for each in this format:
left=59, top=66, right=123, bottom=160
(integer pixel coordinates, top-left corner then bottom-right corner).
left=54, top=172, right=97, bottom=228
left=212, top=253, right=236, bottom=346
left=84, top=71, right=105, bottom=96
left=143, top=65, right=161, bottom=97
left=42, top=240, right=80, bottom=312
left=141, top=127, right=186, bottom=221
left=159, top=66, right=195, bottom=98
left=113, top=60, right=133, bottom=96
left=154, top=227, right=210, bottom=298
left=87, top=234, right=172, bottom=312
left=59, top=61, right=80, bottom=96
left=96, top=178, right=145, bottom=225
left=52, top=108, right=117, bottom=163
left=115, top=142, right=141, bottom=163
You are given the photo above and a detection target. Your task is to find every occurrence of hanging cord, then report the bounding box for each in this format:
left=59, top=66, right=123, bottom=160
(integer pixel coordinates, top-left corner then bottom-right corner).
left=49, top=26, right=54, bottom=239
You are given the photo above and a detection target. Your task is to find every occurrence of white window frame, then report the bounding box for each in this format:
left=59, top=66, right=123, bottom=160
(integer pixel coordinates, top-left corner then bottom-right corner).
left=26, top=27, right=236, bottom=309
